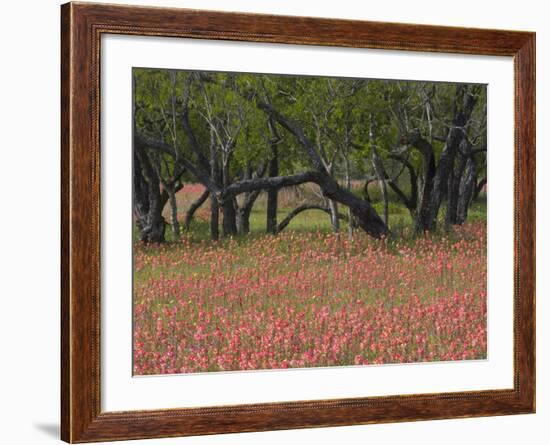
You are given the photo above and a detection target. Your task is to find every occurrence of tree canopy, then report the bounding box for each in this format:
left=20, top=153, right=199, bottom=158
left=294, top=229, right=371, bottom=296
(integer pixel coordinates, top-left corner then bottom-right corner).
left=133, top=68, right=487, bottom=243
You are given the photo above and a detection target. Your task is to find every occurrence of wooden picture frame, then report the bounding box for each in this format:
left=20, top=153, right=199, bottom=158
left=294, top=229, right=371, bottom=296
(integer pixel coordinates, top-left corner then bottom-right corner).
left=61, top=2, right=535, bottom=442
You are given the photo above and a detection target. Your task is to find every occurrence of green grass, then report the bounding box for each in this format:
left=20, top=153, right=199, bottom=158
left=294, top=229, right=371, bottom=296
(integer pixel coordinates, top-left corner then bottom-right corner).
left=136, top=193, right=487, bottom=258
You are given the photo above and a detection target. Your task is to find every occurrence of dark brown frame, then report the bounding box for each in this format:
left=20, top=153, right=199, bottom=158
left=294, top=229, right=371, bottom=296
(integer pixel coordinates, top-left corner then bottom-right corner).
left=61, top=1, right=535, bottom=443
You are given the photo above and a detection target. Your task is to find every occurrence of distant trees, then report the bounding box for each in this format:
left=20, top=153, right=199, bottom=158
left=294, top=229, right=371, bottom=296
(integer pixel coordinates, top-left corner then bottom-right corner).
left=133, top=68, right=487, bottom=243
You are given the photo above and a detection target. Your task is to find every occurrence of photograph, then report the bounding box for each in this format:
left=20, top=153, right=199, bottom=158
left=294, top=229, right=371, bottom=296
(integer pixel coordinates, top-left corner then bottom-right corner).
left=132, top=68, right=488, bottom=375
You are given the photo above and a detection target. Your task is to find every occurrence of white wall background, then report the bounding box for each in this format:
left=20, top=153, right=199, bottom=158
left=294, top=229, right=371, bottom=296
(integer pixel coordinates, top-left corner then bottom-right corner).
left=0, top=1, right=545, bottom=444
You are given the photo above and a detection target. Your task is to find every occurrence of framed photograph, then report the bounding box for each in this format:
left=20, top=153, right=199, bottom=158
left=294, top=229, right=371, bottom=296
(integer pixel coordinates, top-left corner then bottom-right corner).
left=61, top=2, right=535, bottom=442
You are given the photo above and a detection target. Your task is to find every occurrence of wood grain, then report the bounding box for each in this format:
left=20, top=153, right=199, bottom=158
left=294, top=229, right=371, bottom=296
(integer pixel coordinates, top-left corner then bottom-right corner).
left=60, top=2, right=536, bottom=442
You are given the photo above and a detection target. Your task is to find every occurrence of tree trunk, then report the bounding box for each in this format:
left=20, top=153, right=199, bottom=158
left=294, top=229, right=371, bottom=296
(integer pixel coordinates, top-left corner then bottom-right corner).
left=143, top=201, right=166, bottom=243
left=371, top=156, right=389, bottom=227
left=236, top=206, right=251, bottom=234
left=266, top=189, right=278, bottom=234
left=133, top=150, right=150, bottom=234
left=184, top=189, right=210, bottom=230
left=167, top=188, right=180, bottom=239
left=133, top=146, right=167, bottom=243
left=237, top=189, right=261, bottom=234
left=370, top=115, right=389, bottom=227
left=208, top=122, right=221, bottom=241
left=266, top=146, right=279, bottom=234
left=363, top=178, right=374, bottom=203
left=386, top=153, right=419, bottom=228
left=456, top=157, right=477, bottom=224
left=319, top=176, right=387, bottom=238
left=344, top=156, right=354, bottom=236
left=328, top=199, right=340, bottom=232
left=416, top=150, right=436, bottom=233
left=222, top=198, right=238, bottom=236
left=427, top=130, right=460, bottom=230
left=445, top=155, right=466, bottom=228
left=427, top=85, right=478, bottom=230
left=210, top=196, right=219, bottom=241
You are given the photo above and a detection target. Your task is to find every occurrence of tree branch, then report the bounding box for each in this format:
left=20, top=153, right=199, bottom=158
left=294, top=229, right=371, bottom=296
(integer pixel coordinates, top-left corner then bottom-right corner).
left=256, top=100, right=328, bottom=174
left=224, top=171, right=323, bottom=197
left=277, top=204, right=348, bottom=233
left=184, top=189, right=210, bottom=230
left=135, top=133, right=222, bottom=197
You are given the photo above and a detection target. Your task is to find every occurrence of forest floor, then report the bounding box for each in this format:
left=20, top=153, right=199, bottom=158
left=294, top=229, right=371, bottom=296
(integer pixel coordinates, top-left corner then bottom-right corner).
left=133, top=184, right=487, bottom=375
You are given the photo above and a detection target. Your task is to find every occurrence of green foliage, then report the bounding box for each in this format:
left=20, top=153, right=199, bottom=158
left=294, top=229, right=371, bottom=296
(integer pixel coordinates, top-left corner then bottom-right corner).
left=133, top=67, right=487, bottom=237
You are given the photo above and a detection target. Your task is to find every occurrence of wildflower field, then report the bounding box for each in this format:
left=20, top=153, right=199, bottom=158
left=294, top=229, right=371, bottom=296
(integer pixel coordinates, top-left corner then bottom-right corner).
left=133, top=186, right=487, bottom=375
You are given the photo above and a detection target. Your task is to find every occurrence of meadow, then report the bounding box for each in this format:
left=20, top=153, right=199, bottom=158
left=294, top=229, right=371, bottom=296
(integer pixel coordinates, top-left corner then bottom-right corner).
left=133, top=184, right=487, bottom=375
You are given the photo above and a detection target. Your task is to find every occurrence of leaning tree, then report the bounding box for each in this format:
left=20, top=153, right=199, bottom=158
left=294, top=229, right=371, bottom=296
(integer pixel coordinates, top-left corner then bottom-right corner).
left=133, top=69, right=486, bottom=243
